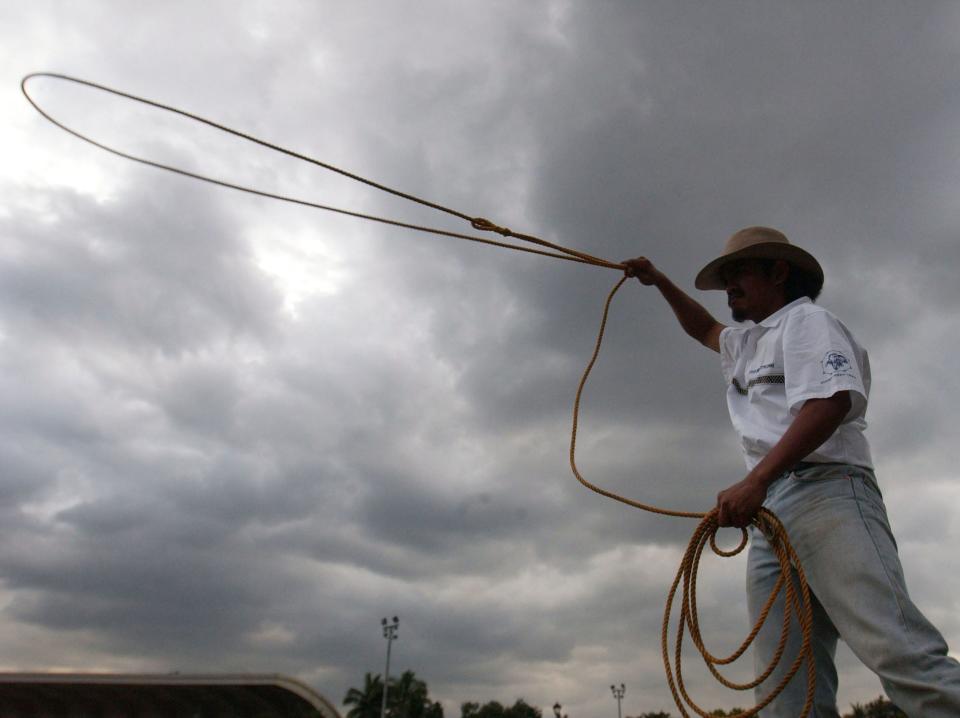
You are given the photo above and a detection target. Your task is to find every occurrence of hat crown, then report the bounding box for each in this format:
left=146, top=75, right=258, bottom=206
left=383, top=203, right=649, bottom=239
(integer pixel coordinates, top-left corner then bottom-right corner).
left=724, top=226, right=790, bottom=255
left=694, top=225, right=824, bottom=292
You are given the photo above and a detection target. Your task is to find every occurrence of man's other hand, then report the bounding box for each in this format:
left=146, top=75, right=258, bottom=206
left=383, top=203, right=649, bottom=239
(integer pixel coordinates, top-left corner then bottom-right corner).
left=622, top=256, right=663, bottom=286
left=716, top=476, right=768, bottom=528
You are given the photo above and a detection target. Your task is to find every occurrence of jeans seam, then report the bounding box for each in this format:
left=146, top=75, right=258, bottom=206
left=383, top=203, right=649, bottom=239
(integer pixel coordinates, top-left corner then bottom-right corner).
left=850, top=476, right=909, bottom=632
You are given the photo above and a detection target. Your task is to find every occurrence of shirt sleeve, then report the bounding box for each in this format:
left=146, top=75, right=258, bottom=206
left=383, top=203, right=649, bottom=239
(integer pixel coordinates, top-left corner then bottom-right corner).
left=782, top=309, right=867, bottom=418
left=718, top=325, right=742, bottom=383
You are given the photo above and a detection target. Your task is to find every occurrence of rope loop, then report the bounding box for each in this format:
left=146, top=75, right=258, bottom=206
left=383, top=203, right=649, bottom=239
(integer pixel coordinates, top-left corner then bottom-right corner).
left=708, top=518, right=749, bottom=559
left=20, top=73, right=604, bottom=270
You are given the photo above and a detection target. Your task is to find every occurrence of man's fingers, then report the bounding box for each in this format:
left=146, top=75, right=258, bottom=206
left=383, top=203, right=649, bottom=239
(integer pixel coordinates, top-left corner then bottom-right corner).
left=718, top=510, right=745, bottom=528
left=716, top=493, right=728, bottom=526
left=622, top=257, right=652, bottom=280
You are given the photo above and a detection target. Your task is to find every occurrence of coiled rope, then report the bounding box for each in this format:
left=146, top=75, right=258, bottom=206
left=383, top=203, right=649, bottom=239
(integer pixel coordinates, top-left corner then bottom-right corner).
left=22, top=72, right=815, bottom=717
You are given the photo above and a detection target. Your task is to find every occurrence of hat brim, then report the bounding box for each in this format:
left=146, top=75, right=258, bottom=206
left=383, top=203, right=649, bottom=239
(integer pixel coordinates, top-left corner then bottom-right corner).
left=694, top=242, right=824, bottom=291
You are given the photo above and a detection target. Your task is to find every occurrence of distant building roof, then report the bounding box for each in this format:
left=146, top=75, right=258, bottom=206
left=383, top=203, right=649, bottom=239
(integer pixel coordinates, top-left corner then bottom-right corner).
left=0, top=672, right=342, bottom=717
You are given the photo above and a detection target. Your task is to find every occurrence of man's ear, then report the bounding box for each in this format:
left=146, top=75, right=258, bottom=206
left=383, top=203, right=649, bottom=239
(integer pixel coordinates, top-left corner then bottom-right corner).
left=772, top=259, right=790, bottom=287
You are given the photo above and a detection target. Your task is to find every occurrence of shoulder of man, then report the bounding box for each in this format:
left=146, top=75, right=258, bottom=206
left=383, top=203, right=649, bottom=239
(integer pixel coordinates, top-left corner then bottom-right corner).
left=784, top=300, right=855, bottom=333
left=781, top=299, right=850, bottom=331
left=782, top=301, right=867, bottom=375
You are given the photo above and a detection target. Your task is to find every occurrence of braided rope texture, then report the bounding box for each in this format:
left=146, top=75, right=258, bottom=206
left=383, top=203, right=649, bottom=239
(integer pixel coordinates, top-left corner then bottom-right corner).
left=22, top=73, right=816, bottom=717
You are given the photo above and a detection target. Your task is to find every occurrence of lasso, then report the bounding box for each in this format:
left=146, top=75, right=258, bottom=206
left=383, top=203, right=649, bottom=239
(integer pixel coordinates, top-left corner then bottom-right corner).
left=21, top=73, right=815, bottom=717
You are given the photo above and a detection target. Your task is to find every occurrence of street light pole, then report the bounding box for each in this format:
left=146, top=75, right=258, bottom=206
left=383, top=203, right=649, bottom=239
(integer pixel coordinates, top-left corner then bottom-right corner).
left=610, top=684, right=625, bottom=718
left=381, top=616, right=399, bottom=718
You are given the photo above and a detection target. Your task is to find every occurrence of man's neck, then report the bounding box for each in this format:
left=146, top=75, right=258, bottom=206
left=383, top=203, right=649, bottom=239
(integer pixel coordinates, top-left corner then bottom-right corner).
left=751, top=296, right=789, bottom=323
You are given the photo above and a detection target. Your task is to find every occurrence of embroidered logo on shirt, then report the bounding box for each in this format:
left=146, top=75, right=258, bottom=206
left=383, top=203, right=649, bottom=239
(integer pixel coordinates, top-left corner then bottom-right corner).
left=732, top=375, right=785, bottom=395
left=748, top=362, right=775, bottom=375
left=822, top=350, right=855, bottom=379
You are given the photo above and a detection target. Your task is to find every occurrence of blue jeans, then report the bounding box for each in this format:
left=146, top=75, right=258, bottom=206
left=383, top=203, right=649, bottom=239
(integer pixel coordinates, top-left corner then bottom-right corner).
left=747, top=464, right=960, bottom=716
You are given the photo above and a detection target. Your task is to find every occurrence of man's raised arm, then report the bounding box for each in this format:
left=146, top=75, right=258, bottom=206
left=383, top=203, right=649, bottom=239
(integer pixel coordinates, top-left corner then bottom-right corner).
left=623, top=257, right=726, bottom=353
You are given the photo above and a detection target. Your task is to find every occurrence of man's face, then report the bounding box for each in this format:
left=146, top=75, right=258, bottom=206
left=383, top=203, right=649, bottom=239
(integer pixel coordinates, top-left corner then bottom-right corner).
left=720, top=259, right=786, bottom=323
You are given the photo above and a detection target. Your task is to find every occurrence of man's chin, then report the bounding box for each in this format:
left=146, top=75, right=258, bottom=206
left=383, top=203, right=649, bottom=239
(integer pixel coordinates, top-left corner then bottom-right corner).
left=731, top=307, right=748, bottom=323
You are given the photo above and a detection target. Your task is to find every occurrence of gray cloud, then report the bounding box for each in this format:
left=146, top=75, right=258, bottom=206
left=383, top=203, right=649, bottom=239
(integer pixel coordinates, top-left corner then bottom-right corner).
left=2, top=2, right=959, bottom=717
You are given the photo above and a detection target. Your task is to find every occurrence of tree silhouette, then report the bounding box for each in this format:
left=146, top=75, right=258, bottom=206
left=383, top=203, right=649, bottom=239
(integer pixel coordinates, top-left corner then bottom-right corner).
left=344, top=673, right=384, bottom=718
left=843, top=696, right=907, bottom=718
left=390, top=670, right=444, bottom=718
left=345, top=671, right=443, bottom=718
left=504, top=699, right=540, bottom=718
left=461, top=699, right=541, bottom=718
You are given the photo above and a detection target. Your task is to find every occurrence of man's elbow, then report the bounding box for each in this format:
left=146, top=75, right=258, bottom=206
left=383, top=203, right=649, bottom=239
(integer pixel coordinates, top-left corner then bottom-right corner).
left=699, top=321, right=724, bottom=353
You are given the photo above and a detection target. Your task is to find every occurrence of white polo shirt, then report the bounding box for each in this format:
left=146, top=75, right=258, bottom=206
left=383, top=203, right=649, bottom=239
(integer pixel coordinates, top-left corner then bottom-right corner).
left=719, top=297, right=873, bottom=471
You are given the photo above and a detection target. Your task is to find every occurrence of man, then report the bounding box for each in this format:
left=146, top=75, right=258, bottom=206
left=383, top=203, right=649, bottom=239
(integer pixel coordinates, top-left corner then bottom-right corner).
left=623, top=227, right=960, bottom=717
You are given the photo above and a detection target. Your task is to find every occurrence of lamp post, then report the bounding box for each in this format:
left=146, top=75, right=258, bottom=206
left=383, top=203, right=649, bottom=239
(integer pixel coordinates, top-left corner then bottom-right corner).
left=610, top=684, right=625, bottom=718
left=380, top=616, right=399, bottom=718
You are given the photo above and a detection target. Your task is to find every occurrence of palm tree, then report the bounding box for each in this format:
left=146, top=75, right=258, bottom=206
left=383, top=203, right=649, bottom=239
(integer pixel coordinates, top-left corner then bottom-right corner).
left=344, top=672, right=384, bottom=718
left=390, top=670, right=444, bottom=718
left=460, top=699, right=538, bottom=718
left=843, top=697, right=906, bottom=718
left=346, top=670, right=443, bottom=718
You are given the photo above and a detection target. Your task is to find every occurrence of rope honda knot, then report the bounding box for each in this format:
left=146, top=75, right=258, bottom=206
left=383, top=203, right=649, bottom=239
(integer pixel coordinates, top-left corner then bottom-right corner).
left=471, top=217, right=513, bottom=237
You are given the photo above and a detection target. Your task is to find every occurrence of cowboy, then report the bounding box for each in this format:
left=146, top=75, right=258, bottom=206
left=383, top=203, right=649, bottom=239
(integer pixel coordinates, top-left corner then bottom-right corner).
left=623, top=227, right=960, bottom=716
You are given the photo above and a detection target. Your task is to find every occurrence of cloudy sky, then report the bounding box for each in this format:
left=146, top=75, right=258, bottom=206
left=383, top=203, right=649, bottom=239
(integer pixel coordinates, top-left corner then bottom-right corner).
left=3, top=1, right=960, bottom=715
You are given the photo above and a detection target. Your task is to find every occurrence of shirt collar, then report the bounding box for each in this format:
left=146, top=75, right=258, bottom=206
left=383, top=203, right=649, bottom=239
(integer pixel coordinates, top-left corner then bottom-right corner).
left=756, top=297, right=811, bottom=328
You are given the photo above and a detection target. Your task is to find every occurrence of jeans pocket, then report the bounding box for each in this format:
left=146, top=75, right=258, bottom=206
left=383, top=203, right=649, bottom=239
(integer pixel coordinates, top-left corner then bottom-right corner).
left=848, top=467, right=886, bottom=506
left=790, top=463, right=851, bottom=482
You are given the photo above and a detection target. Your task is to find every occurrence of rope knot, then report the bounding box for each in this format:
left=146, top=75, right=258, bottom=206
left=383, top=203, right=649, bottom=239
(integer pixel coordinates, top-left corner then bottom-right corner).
left=471, top=217, right=513, bottom=237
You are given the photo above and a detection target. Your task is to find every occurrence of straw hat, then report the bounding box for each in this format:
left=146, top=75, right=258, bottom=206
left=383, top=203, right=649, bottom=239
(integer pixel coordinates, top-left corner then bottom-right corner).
left=694, top=226, right=824, bottom=292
